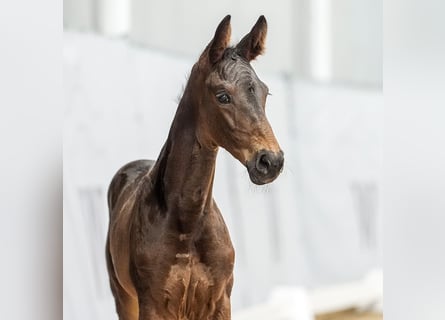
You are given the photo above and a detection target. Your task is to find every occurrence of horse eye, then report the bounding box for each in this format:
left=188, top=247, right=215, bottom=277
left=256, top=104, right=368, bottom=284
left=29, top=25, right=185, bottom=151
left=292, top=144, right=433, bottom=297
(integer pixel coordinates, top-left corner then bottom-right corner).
left=216, top=93, right=231, bottom=104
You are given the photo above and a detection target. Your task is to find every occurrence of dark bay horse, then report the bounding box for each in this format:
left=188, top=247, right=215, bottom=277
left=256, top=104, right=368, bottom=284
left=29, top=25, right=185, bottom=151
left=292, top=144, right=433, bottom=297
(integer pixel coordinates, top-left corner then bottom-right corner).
left=106, top=15, right=284, bottom=320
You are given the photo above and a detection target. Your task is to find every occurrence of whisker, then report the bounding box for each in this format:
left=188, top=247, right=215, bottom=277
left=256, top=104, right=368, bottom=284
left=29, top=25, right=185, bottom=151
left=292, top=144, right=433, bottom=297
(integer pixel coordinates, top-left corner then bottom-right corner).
left=248, top=183, right=271, bottom=194
left=283, top=165, right=297, bottom=178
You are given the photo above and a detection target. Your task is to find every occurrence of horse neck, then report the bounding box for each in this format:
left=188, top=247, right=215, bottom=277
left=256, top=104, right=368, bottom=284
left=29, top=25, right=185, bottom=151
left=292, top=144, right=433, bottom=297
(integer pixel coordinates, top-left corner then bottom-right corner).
left=152, top=90, right=218, bottom=233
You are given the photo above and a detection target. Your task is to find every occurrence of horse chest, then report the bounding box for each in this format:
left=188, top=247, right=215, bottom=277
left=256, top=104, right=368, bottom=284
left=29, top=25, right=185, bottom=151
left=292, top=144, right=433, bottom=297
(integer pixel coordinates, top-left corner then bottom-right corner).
left=162, top=255, right=232, bottom=319
left=132, top=194, right=234, bottom=318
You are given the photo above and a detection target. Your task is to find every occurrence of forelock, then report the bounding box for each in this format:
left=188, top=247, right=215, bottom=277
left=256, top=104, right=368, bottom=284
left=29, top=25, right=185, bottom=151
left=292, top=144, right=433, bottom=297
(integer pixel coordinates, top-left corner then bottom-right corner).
left=216, top=48, right=256, bottom=84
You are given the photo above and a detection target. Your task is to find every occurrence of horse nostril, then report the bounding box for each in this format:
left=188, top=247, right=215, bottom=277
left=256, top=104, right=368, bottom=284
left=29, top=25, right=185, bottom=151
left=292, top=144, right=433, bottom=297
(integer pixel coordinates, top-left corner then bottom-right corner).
left=256, top=153, right=271, bottom=173
left=260, top=154, right=271, bottom=169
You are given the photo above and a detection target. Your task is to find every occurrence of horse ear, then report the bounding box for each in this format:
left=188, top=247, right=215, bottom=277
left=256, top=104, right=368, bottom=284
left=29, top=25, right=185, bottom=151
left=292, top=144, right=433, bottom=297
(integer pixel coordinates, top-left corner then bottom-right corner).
left=236, top=15, right=267, bottom=61
left=202, top=15, right=231, bottom=66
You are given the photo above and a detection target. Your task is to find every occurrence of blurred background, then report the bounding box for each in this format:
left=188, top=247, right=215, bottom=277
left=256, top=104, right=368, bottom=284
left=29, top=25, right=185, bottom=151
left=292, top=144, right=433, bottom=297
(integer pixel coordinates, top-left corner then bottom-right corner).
left=63, top=1, right=382, bottom=319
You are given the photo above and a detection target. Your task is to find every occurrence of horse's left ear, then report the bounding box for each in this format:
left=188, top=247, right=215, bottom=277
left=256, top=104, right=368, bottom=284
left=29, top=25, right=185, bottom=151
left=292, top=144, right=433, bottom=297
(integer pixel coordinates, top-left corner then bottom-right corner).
left=201, top=15, right=232, bottom=66
left=236, top=15, right=267, bottom=61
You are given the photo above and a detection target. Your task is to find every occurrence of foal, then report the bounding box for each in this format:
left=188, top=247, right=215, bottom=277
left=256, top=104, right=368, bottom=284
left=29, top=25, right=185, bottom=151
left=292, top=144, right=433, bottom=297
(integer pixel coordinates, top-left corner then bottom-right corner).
left=106, top=15, right=284, bottom=320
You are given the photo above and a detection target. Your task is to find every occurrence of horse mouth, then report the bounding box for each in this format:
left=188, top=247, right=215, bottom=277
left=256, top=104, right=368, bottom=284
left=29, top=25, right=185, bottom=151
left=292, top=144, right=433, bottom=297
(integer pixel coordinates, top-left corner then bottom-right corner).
left=247, top=169, right=280, bottom=185
left=246, top=150, right=284, bottom=185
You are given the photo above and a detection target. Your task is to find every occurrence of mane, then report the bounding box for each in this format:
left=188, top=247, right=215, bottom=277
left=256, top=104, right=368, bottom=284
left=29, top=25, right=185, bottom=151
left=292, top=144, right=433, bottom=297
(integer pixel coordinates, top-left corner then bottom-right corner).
left=218, top=48, right=254, bottom=83
left=175, top=73, right=190, bottom=104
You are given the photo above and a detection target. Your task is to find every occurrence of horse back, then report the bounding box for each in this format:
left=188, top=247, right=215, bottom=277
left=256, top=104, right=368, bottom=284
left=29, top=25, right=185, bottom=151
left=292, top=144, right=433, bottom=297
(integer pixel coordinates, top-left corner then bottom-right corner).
left=107, top=159, right=155, bottom=214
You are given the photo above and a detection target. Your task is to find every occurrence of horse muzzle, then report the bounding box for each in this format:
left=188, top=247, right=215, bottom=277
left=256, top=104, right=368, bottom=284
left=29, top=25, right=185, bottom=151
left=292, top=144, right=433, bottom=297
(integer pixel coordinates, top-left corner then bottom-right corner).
left=246, top=150, right=284, bottom=185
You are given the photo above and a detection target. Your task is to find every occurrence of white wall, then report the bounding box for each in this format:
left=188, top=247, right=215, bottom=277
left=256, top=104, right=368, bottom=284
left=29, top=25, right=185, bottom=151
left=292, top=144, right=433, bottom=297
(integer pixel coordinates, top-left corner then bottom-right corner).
left=129, top=0, right=294, bottom=75
left=330, top=0, right=382, bottom=86
left=63, top=0, right=382, bottom=85
left=63, top=0, right=95, bottom=31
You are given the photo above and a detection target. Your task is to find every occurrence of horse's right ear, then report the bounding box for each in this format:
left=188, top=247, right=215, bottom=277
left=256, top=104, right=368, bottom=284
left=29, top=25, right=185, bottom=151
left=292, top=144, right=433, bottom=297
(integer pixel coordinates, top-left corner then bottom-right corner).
left=201, top=15, right=231, bottom=66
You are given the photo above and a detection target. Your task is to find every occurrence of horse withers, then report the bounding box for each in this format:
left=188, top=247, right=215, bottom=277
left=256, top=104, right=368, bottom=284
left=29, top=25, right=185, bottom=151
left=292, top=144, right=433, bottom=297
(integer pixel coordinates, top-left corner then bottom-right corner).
left=106, top=15, right=284, bottom=320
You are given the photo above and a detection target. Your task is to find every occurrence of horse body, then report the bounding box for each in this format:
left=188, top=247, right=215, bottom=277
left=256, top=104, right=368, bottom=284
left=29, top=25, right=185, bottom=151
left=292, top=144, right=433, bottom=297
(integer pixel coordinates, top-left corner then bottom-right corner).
left=107, top=126, right=234, bottom=320
left=106, top=15, right=283, bottom=320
